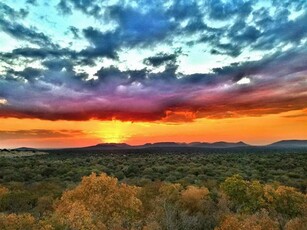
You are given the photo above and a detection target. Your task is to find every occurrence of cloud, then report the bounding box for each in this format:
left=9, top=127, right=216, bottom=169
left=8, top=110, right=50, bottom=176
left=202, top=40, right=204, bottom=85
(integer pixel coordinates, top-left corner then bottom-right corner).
left=107, top=4, right=177, bottom=44
left=58, top=0, right=103, bottom=18
left=252, top=11, right=307, bottom=51
left=3, top=0, right=306, bottom=62
left=57, top=0, right=72, bottom=15
left=0, top=46, right=307, bottom=122
left=55, top=0, right=205, bottom=59
left=0, top=2, right=28, bottom=20
left=0, top=47, right=79, bottom=66
left=0, top=98, right=7, bottom=105
left=0, top=3, right=52, bottom=49
left=68, top=26, right=80, bottom=39
left=0, top=0, right=307, bottom=123
left=197, top=1, right=307, bottom=57
left=0, top=18, right=53, bottom=47
left=143, top=51, right=179, bottom=67
left=81, top=27, right=120, bottom=59
left=42, top=59, right=73, bottom=71
left=26, top=0, right=37, bottom=5
left=0, top=129, right=84, bottom=140
left=6, top=67, right=42, bottom=82
left=207, top=0, right=253, bottom=20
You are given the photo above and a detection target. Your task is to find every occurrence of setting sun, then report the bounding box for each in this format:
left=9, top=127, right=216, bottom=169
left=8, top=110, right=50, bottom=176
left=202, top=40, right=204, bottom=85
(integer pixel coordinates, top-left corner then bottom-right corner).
left=94, top=121, right=131, bottom=143
left=0, top=1, right=306, bottom=229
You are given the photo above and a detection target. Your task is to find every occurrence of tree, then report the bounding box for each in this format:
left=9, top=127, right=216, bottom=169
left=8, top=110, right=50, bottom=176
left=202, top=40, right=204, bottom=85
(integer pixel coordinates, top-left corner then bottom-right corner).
left=140, top=183, right=182, bottom=230
left=0, top=213, right=36, bottom=230
left=285, top=217, right=307, bottom=230
left=271, top=185, right=306, bottom=218
left=0, top=213, right=54, bottom=230
left=221, top=175, right=307, bottom=217
left=220, top=174, right=249, bottom=212
left=180, top=185, right=209, bottom=213
left=0, top=191, right=37, bottom=213
left=0, top=185, right=8, bottom=197
left=55, top=173, right=142, bottom=229
left=216, top=210, right=279, bottom=230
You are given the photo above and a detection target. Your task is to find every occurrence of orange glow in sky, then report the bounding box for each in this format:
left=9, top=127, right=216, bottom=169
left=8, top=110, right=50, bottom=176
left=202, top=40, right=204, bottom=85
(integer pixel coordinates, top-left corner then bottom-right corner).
left=1, top=1, right=307, bottom=149
left=0, top=109, right=306, bottom=148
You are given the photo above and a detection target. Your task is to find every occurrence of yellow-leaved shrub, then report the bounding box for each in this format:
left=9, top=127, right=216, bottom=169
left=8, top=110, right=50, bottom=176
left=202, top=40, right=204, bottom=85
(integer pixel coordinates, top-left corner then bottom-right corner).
left=55, top=173, right=142, bottom=229
left=181, top=185, right=209, bottom=212
left=216, top=210, right=279, bottom=230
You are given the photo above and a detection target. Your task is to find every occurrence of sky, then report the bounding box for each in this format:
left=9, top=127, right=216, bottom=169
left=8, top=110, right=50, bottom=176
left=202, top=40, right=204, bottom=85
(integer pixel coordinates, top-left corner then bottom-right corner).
left=0, top=0, right=307, bottom=148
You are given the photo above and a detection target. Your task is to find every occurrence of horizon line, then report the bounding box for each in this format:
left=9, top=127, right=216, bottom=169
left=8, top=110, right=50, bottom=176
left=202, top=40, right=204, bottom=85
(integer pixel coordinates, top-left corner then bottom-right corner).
left=2, top=139, right=307, bottom=150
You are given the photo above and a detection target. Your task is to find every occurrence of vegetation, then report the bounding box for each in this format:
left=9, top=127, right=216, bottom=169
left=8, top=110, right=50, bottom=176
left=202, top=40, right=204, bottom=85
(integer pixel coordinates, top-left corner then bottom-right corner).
left=0, top=150, right=48, bottom=158
left=0, top=148, right=306, bottom=229
left=1, top=148, right=306, bottom=190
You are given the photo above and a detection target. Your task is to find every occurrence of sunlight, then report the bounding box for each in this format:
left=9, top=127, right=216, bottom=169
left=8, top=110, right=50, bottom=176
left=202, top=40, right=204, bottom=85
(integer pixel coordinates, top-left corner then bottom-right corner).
left=96, top=120, right=132, bottom=143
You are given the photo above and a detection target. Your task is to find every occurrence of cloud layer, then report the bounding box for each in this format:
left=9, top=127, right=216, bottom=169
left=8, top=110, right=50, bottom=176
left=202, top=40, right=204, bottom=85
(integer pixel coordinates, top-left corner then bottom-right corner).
left=0, top=0, right=306, bottom=122
left=0, top=129, right=83, bottom=140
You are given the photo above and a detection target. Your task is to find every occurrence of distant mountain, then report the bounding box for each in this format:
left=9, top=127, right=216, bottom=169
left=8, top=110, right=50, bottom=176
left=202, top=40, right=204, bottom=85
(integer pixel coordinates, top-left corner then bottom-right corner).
left=14, top=147, right=37, bottom=151
left=190, top=141, right=249, bottom=148
left=139, top=141, right=250, bottom=148
left=140, top=142, right=186, bottom=148
left=16, top=140, right=307, bottom=151
left=268, top=140, right=307, bottom=148
left=82, top=141, right=250, bottom=150
left=83, top=143, right=132, bottom=150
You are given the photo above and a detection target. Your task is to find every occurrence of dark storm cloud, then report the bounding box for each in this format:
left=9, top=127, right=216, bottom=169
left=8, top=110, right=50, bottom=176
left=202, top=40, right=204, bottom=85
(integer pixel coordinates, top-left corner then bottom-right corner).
left=271, top=0, right=307, bottom=11
left=68, top=26, right=80, bottom=39
left=1, top=46, right=307, bottom=122
left=107, top=4, right=177, bottom=46
left=207, top=0, right=254, bottom=20
left=81, top=27, right=120, bottom=59
left=58, top=0, right=103, bottom=18
left=0, top=2, right=28, bottom=20
left=4, top=0, right=305, bottom=62
left=57, top=0, right=204, bottom=58
left=237, top=3, right=307, bottom=53
left=206, top=20, right=261, bottom=57
left=0, top=18, right=53, bottom=47
left=253, top=11, right=307, bottom=51
left=211, top=47, right=307, bottom=83
left=79, top=1, right=180, bottom=60
left=0, top=0, right=307, bottom=122
left=94, top=65, right=127, bottom=82
left=0, top=3, right=54, bottom=48
left=76, top=0, right=204, bottom=60
left=197, top=1, right=307, bottom=57
left=227, top=20, right=261, bottom=44
left=0, top=47, right=75, bottom=61
left=143, top=52, right=178, bottom=67
left=214, top=43, right=242, bottom=57
left=6, top=67, right=42, bottom=82
left=126, top=69, right=147, bottom=81
left=167, top=0, right=203, bottom=21
left=0, top=47, right=93, bottom=68
left=42, top=59, right=73, bottom=71
left=53, top=0, right=307, bottom=59
left=26, top=0, right=37, bottom=6
left=57, top=0, right=72, bottom=15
